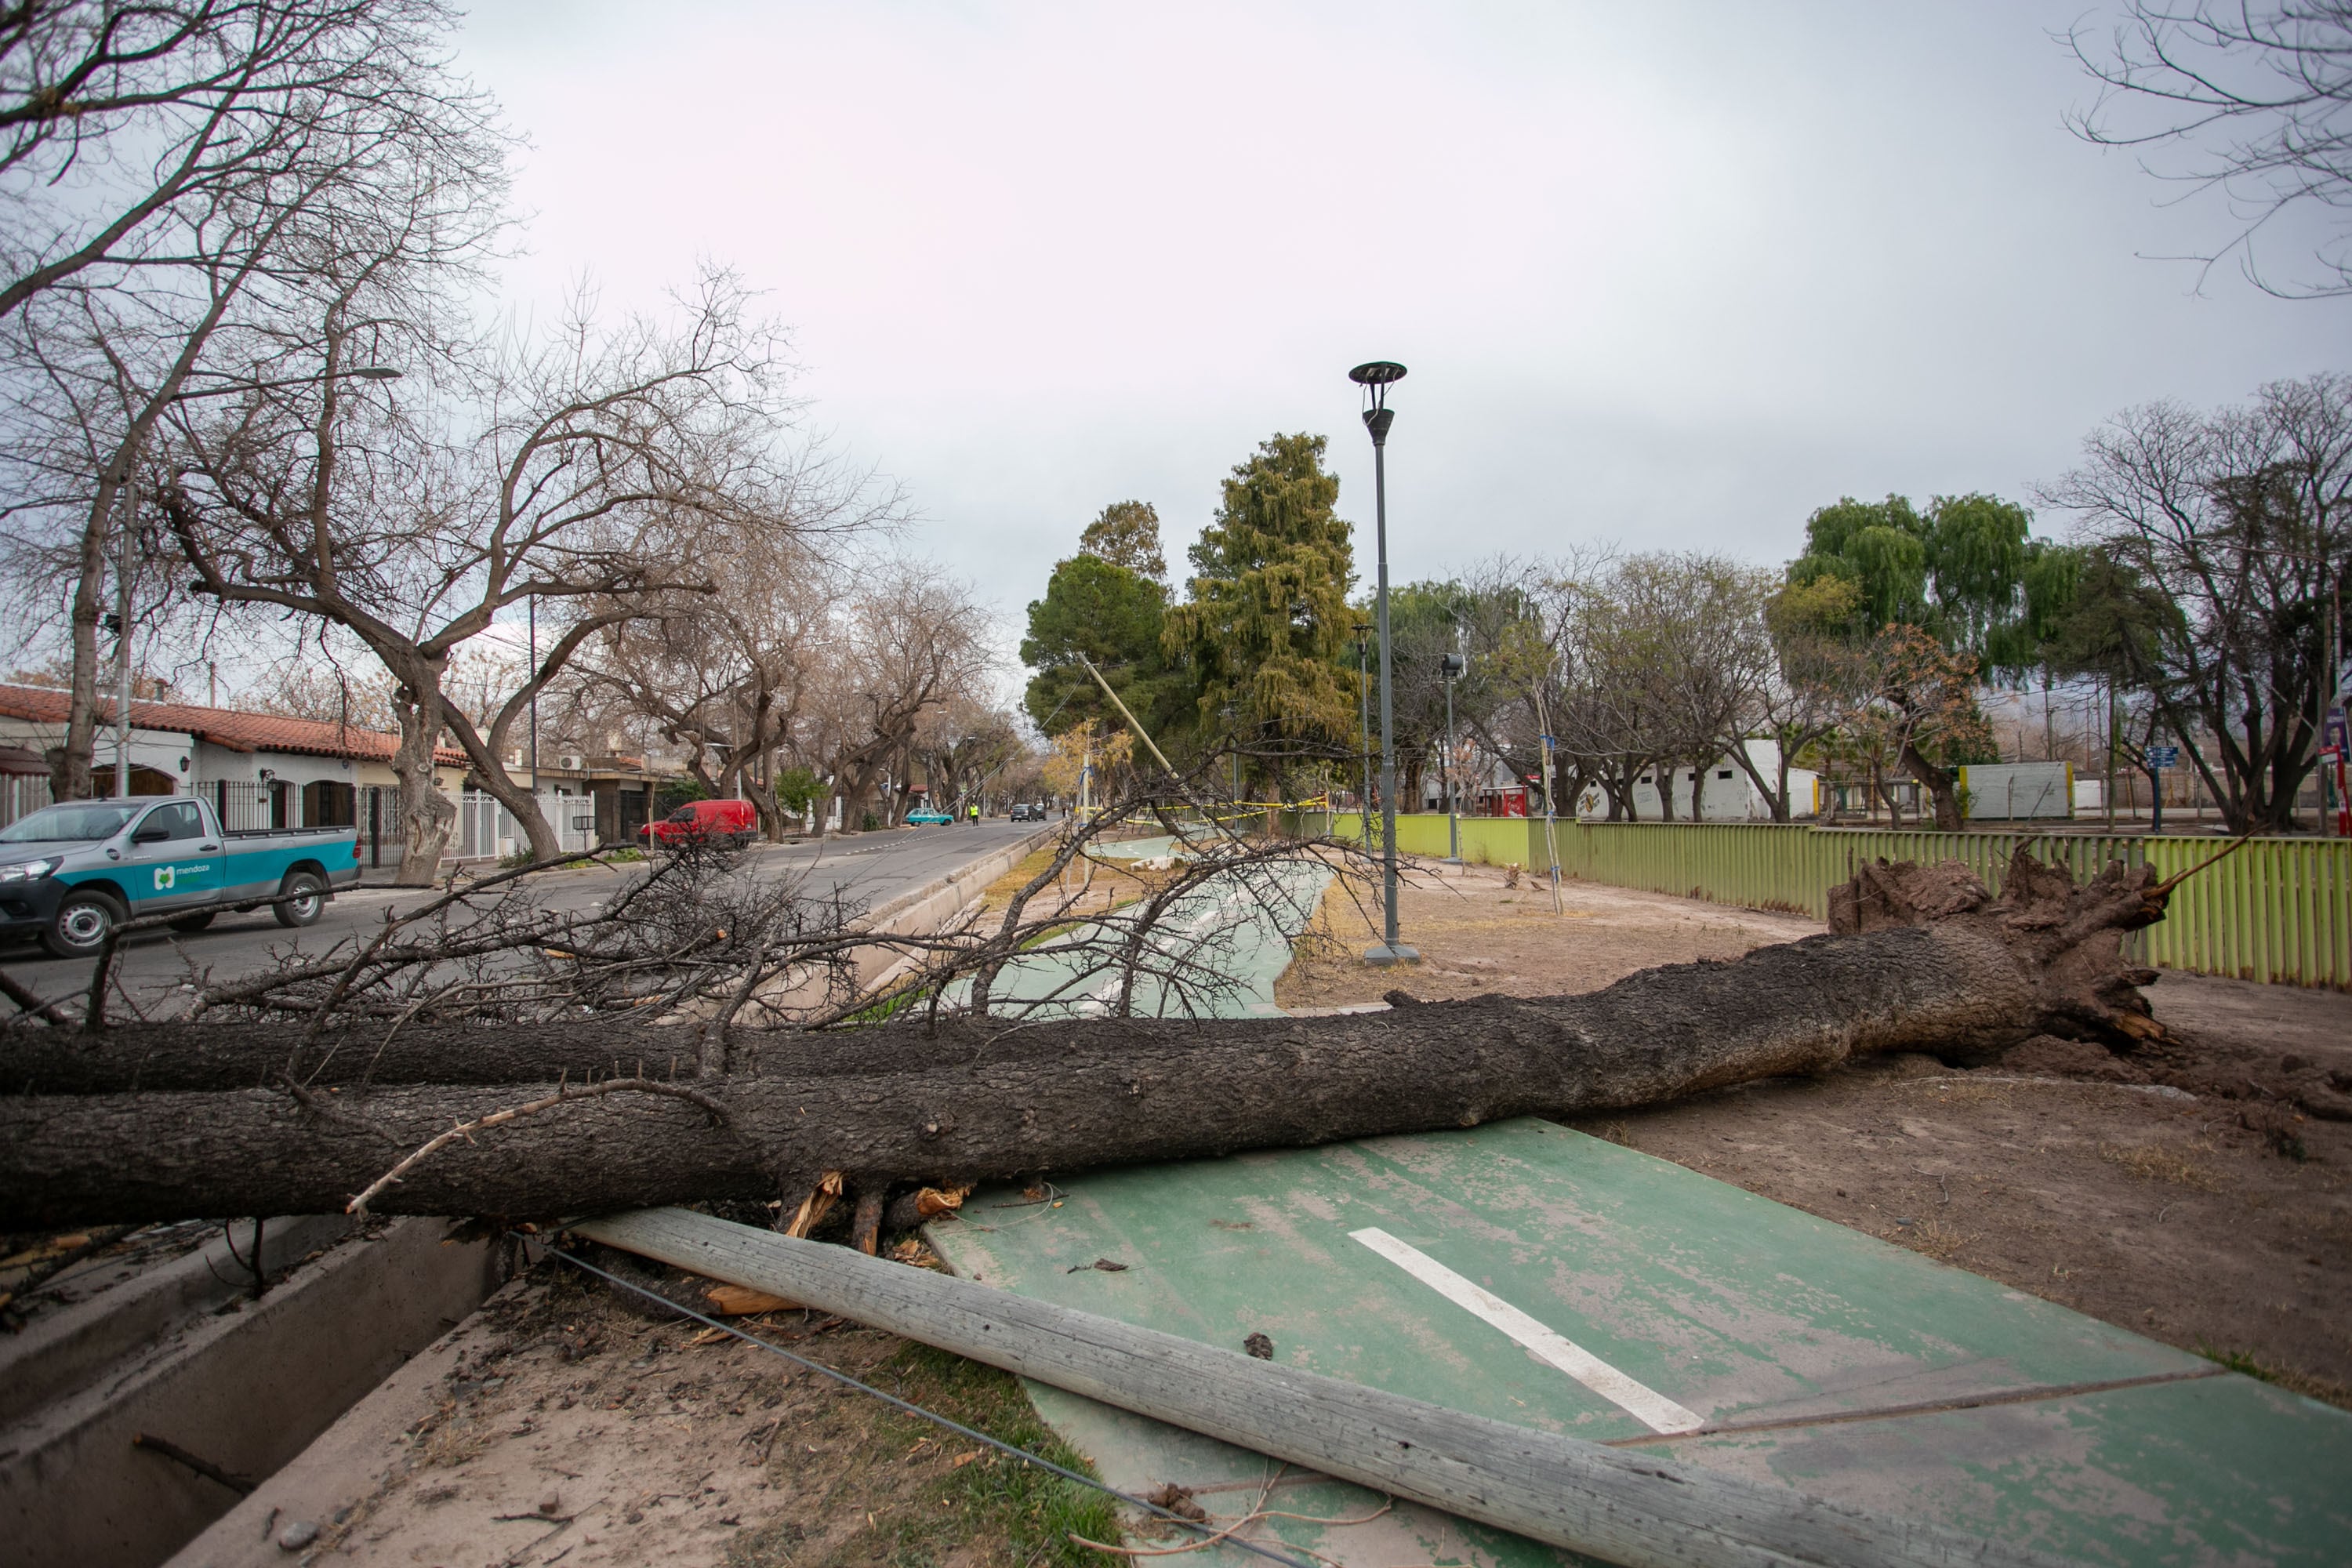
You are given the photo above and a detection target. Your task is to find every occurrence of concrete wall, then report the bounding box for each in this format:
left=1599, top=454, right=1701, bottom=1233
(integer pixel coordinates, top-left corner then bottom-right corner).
left=0, top=1220, right=517, bottom=1568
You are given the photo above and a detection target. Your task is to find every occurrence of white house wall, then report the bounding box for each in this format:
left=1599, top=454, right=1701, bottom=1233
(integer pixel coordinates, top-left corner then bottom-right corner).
left=0, top=718, right=194, bottom=791
left=0, top=717, right=465, bottom=829
left=1575, top=741, right=1821, bottom=822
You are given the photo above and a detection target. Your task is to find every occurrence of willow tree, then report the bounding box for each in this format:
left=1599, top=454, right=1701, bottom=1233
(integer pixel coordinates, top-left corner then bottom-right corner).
left=1783, top=492, right=2075, bottom=827
left=1162, top=434, right=1357, bottom=794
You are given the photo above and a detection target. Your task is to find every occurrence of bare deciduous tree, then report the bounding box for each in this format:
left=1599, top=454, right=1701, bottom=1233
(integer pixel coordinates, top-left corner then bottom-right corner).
left=2067, top=1, right=2352, bottom=296
left=1, top=0, right=509, bottom=801
left=2044, top=372, right=2352, bottom=831
left=164, top=270, right=804, bottom=875
left=807, top=562, right=994, bottom=833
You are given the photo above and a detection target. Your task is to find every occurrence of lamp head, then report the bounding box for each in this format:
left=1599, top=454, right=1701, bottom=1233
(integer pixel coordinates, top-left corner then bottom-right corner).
left=1349, top=361, right=1406, bottom=441
left=350, top=365, right=402, bottom=380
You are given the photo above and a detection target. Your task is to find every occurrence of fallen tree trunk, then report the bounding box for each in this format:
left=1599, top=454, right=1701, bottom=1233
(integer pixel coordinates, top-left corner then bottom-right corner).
left=0, top=852, right=2169, bottom=1228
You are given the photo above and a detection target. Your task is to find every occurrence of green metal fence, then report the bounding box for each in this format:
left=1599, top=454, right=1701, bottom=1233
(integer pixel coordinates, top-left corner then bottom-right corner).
left=1294, top=811, right=2352, bottom=989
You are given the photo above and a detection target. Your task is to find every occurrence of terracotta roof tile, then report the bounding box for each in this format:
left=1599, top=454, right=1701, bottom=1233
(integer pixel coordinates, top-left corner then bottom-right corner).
left=0, top=684, right=470, bottom=768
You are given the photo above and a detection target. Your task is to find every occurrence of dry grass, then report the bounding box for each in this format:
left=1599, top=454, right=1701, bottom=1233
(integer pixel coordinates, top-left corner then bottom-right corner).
left=1896, top=1218, right=1976, bottom=1261
left=1280, top=869, right=1381, bottom=965
left=2099, top=1141, right=2225, bottom=1190
left=974, top=846, right=1177, bottom=920
left=2197, top=1346, right=2352, bottom=1407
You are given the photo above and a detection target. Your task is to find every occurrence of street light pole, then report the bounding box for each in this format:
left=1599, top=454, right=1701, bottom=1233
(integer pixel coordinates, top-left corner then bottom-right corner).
left=1219, top=703, right=1240, bottom=805
left=1441, top=648, right=1465, bottom=865
left=1351, top=360, right=1416, bottom=965
left=1352, top=622, right=1373, bottom=848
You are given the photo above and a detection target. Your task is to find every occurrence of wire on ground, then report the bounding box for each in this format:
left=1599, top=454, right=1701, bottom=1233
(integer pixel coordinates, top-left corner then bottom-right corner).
left=549, top=1245, right=1318, bottom=1568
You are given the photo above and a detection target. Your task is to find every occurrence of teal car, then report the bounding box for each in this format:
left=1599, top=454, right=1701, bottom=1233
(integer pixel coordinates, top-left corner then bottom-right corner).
left=0, top=795, right=361, bottom=957
left=905, top=808, right=955, bottom=826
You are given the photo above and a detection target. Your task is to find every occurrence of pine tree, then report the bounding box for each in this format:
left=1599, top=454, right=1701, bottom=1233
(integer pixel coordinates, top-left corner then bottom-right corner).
left=1163, top=434, right=1359, bottom=779
left=1077, top=500, right=1167, bottom=581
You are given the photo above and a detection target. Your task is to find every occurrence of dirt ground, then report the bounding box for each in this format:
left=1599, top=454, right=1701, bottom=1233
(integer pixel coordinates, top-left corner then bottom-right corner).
left=165, top=858, right=2349, bottom=1566
left=1277, top=860, right=1825, bottom=1011
left=247, top=1250, right=1123, bottom=1568
left=973, top=843, right=1174, bottom=920
left=1282, top=859, right=2352, bottom=1405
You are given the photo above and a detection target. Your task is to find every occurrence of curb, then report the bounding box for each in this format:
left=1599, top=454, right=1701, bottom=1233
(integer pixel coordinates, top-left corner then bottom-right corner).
left=857, top=825, right=1061, bottom=936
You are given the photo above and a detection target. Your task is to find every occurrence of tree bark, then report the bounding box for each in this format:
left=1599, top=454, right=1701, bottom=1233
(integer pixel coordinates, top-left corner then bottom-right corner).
left=390, top=683, right=457, bottom=886
left=1902, top=740, right=1965, bottom=831
left=0, top=852, right=2170, bottom=1229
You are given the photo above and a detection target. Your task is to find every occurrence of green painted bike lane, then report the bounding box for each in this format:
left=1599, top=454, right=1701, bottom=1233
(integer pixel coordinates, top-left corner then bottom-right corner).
left=929, top=1119, right=2351, bottom=1566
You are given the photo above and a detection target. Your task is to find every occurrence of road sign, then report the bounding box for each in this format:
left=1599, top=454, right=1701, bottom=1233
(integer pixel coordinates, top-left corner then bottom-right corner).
left=2146, top=744, right=2180, bottom=769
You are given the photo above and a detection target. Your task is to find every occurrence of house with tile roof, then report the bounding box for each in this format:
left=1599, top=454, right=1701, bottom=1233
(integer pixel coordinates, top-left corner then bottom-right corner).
left=0, top=684, right=691, bottom=860
left=0, top=684, right=470, bottom=844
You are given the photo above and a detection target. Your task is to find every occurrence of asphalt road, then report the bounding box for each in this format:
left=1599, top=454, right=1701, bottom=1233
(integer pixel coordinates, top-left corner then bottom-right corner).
left=0, top=818, right=1046, bottom=1018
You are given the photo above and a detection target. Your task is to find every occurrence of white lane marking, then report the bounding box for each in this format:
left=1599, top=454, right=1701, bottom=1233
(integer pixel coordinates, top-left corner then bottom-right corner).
left=1348, top=1227, right=1705, bottom=1434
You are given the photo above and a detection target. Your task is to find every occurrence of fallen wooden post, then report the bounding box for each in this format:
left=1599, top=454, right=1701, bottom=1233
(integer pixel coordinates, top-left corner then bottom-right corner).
left=572, top=1207, right=2056, bottom=1568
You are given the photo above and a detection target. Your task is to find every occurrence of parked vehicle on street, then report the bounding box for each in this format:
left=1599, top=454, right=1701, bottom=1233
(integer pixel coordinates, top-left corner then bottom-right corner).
left=639, top=798, right=760, bottom=848
left=0, top=796, right=361, bottom=958
left=905, top=808, right=954, bottom=826
left=1008, top=802, right=1043, bottom=822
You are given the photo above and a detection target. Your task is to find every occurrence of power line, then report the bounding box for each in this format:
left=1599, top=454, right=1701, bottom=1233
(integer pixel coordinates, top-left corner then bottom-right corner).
left=550, top=1247, right=1319, bottom=1568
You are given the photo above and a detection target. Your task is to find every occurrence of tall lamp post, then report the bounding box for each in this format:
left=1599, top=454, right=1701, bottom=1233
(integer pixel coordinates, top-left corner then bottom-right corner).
left=1350, top=359, right=1416, bottom=965
left=1352, top=622, right=1373, bottom=847
left=1440, top=649, right=1465, bottom=865
left=1218, top=702, right=1241, bottom=804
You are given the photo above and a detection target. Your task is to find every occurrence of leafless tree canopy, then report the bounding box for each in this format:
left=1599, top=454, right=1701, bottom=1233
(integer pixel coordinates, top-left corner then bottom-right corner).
left=2067, top=1, right=2352, bottom=295
left=2, top=0, right=504, bottom=318
left=160, top=270, right=825, bottom=872
left=2042, top=372, right=2351, bottom=830
left=1, top=0, right=511, bottom=799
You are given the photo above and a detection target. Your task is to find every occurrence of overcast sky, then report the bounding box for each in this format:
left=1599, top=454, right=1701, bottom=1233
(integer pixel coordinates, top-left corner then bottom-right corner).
left=456, top=1, right=2343, bottom=640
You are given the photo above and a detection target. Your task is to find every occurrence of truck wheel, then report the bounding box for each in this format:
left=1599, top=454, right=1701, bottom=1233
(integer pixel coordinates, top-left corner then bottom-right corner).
left=167, top=910, right=216, bottom=933
left=43, top=887, right=125, bottom=959
left=274, top=869, right=326, bottom=928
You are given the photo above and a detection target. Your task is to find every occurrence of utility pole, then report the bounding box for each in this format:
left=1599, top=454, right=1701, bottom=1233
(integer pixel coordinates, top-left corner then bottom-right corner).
left=1532, top=683, right=1564, bottom=915
left=528, top=594, right=539, bottom=797
left=111, top=473, right=137, bottom=797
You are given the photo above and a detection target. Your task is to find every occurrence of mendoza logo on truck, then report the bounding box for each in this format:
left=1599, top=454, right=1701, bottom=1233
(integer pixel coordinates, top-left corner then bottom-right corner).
left=154, top=866, right=176, bottom=891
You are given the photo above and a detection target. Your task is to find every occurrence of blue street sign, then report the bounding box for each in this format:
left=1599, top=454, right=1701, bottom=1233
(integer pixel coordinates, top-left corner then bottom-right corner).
left=2146, top=745, right=2180, bottom=770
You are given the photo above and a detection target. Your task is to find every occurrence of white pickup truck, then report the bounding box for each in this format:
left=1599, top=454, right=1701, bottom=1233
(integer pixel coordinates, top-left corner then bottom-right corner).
left=0, top=795, right=362, bottom=957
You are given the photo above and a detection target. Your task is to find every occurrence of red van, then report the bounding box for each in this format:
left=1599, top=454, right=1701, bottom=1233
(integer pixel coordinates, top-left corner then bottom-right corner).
left=640, top=798, right=760, bottom=848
